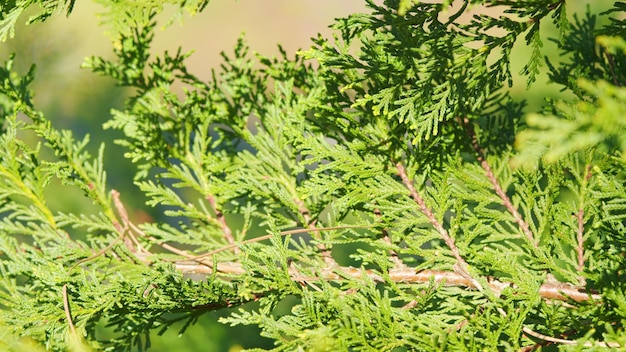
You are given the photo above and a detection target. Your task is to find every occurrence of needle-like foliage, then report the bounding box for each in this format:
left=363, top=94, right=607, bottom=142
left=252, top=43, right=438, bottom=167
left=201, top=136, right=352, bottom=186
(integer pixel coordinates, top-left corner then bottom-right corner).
left=0, top=0, right=625, bottom=351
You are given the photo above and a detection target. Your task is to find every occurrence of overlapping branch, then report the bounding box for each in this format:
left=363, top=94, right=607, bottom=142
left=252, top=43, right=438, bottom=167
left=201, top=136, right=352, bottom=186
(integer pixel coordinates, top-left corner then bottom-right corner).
left=392, top=160, right=619, bottom=348
left=81, top=186, right=613, bottom=348
left=95, top=190, right=600, bottom=305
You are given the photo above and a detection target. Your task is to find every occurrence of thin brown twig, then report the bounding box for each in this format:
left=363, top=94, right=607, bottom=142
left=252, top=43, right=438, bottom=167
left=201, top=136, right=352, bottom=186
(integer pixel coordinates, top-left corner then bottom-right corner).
left=129, top=222, right=195, bottom=258
left=459, top=116, right=537, bottom=247
left=69, top=235, right=125, bottom=272
left=69, top=190, right=132, bottom=271
left=374, top=206, right=403, bottom=266
left=522, top=326, right=620, bottom=348
left=62, top=284, right=77, bottom=336
left=603, top=51, right=620, bottom=86
left=173, top=225, right=372, bottom=263
left=112, top=190, right=150, bottom=254
left=496, top=300, right=617, bottom=348
left=206, top=195, right=236, bottom=251
left=294, top=197, right=336, bottom=265
left=576, top=208, right=585, bottom=273
left=576, top=164, right=593, bottom=285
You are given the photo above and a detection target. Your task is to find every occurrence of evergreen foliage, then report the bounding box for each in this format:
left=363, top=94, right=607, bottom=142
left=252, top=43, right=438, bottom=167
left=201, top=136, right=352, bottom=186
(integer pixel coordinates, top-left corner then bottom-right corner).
left=0, top=0, right=625, bottom=350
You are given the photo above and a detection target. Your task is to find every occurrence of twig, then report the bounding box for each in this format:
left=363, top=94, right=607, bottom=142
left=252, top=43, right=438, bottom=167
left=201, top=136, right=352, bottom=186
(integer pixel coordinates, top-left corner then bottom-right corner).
left=175, top=225, right=372, bottom=263
left=69, top=235, right=125, bottom=272
left=69, top=190, right=132, bottom=272
left=112, top=189, right=147, bottom=253
left=459, top=116, right=537, bottom=247
left=603, top=51, right=620, bottom=86
left=576, top=208, right=585, bottom=273
left=294, top=197, right=336, bottom=265
left=374, top=206, right=403, bottom=266
left=206, top=194, right=236, bottom=251
left=576, top=164, right=593, bottom=285
left=521, top=325, right=620, bottom=348
left=62, top=284, right=77, bottom=336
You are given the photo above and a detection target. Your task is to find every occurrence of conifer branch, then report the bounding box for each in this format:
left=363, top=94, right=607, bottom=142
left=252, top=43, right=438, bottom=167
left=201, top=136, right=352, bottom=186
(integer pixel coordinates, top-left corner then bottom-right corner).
left=0, top=1, right=623, bottom=349
left=0, top=162, right=58, bottom=229
left=105, top=191, right=601, bottom=306
left=110, top=194, right=600, bottom=305
left=459, top=116, right=537, bottom=247
left=101, top=186, right=611, bottom=347
left=394, top=161, right=612, bottom=347
left=23, top=103, right=117, bottom=222
left=395, top=161, right=484, bottom=291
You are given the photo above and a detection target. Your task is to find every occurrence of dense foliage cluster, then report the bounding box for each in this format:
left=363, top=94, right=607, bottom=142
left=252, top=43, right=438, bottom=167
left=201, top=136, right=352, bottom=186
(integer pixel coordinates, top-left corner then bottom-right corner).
left=0, top=0, right=625, bottom=350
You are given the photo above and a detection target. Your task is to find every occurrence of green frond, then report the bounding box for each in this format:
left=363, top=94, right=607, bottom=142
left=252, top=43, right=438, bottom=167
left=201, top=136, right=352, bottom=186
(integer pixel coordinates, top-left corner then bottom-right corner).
left=0, top=0, right=625, bottom=350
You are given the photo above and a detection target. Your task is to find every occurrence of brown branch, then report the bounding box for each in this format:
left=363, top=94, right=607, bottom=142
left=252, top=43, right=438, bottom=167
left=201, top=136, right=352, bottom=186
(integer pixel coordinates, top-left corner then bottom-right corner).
left=206, top=194, right=235, bottom=250
left=459, top=117, right=537, bottom=247
left=395, top=161, right=483, bottom=291
left=173, top=262, right=599, bottom=303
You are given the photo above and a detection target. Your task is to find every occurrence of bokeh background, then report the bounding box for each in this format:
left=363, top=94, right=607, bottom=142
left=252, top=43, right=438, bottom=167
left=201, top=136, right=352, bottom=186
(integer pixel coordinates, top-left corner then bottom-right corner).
left=0, top=1, right=618, bottom=350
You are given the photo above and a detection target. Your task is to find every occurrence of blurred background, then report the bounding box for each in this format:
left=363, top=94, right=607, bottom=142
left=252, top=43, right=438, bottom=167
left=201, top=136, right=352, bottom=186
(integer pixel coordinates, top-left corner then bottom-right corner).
left=0, top=0, right=618, bottom=350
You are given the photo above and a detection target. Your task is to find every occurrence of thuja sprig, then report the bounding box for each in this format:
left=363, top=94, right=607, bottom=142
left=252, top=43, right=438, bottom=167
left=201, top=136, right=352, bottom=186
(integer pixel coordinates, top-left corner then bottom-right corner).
left=460, top=116, right=537, bottom=248
left=0, top=0, right=624, bottom=350
left=101, top=189, right=600, bottom=305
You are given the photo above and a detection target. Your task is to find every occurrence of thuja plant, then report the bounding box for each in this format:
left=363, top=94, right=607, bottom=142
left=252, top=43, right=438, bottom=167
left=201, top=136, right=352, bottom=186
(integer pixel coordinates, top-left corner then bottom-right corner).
left=0, top=0, right=625, bottom=350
